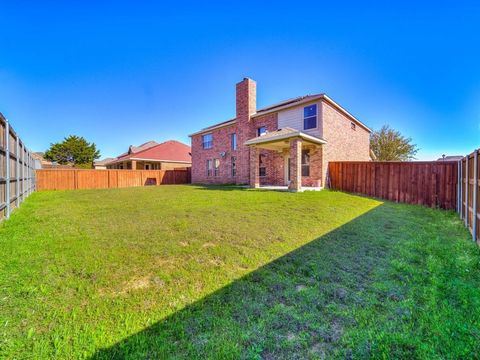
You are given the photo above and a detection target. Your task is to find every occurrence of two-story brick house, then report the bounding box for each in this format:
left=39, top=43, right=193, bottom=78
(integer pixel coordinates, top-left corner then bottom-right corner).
left=189, top=78, right=371, bottom=191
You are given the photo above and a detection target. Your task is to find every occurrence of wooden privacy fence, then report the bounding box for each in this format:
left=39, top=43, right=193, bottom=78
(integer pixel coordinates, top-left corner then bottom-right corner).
left=328, top=161, right=458, bottom=209
left=36, top=168, right=191, bottom=191
left=458, top=150, right=479, bottom=244
left=0, top=113, right=36, bottom=221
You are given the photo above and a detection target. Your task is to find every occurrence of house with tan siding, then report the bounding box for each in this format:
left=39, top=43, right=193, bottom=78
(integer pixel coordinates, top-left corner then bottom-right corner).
left=189, top=78, right=371, bottom=191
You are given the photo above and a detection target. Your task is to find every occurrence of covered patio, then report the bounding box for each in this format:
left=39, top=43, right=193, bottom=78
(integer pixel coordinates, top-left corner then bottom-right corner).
left=244, top=127, right=326, bottom=192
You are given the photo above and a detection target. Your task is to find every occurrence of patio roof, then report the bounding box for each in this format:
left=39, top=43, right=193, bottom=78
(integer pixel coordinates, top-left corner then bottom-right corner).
left=244, top=127, right=326, bottom=150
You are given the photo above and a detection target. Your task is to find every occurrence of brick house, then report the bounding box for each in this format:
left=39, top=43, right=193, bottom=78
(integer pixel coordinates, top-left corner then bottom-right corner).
left=105, top=140, right=191, bottom=170
left=189, top=78, right=371, bottom=191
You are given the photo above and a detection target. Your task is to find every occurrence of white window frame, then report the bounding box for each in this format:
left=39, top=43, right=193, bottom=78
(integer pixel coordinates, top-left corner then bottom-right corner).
left=301, top=150, right=310, bottom=177
left=231, top=156, right=236, bottom=177
left=259, top=154, right=266, bottom=177
left=303, top=104, right=318, bottom=130
left=206, top=159, right=213, bottom=176
left=257, top=127, right=267, bottom=137
left=202, top=133, right=213, bottom=149
left=214, top=159, right=220, bottom=176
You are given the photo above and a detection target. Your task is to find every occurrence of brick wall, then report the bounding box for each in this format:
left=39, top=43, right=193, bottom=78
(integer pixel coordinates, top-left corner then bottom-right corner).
left=191, top=108, right=286, bottom=185
left=321, top=100, right=371, bottom=186
left=191, top=124, right=238, bottom=184
left=251, top=113, right=282, bottom=185
left=302, top=146, right=323, bottom=187
left=190, top=79, right=371, bottom=188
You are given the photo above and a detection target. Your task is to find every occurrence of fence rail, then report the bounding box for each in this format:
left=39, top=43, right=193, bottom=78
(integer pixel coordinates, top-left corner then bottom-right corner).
left=36, top=168, right=191, bottom=191
left=0, top=113, right=36, bottom=221
left=328, top=161, right=458, bottom=209
left=458, top=150, right=479, bottom=244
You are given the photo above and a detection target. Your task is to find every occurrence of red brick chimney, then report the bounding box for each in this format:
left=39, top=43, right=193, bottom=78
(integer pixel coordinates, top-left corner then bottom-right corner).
left=235, top=78, right=257, bottom=184
left=236, top=77, right=256, bottom=120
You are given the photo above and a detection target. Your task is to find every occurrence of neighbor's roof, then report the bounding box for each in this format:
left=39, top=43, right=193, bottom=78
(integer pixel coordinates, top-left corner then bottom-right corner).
left=436, top=155, right=464, bottom=162
left=94, top=157, right=115, bottom=166
left=244, top=127, right=327, bottom=146
left=106, top=140, right=191, bottom=165
left=117, top=140, right=159, bottom=157
left=189, top=93, right=370, bottom=137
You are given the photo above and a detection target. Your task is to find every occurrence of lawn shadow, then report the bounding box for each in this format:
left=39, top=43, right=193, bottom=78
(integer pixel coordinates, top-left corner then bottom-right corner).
left=91, top=204, right=400, bottom=359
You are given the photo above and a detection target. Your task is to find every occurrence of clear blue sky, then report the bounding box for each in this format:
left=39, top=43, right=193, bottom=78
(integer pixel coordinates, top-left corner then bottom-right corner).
left=1, top=1, right=479, bottom=160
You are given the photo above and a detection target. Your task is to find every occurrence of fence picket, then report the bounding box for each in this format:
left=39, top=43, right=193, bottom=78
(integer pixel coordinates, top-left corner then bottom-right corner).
left=473, top=151, right=478, bottom=242
left=328, top=151, right=479, bottom=245
left=328, top=161, right=458, bottom=210
left=36, top=168, right=191, bottom=191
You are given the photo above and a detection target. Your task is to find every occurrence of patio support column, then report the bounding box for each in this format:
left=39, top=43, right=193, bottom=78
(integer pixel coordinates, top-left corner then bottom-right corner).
left=249, top=146, right=260, bottom=188
left=289, top=138, right=302, bottom=192
left=131, top=160, right=137, bottom=170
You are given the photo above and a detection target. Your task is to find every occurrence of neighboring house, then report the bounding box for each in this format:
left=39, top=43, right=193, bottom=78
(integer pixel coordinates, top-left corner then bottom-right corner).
left=32, top=152, right=74, bottom=169
left=437, top=155, right=464, bottom=162
left=32, top=152, right=47, bottom=169
left=105, top=140, right=191, bottom=170
left=94, top=158, right=115, bottom=169
left=189, top=78, right=371, bottom=191
left=32, top=152, right=53, bottom=169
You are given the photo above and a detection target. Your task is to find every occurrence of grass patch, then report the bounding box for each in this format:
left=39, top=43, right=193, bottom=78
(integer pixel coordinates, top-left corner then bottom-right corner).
left=0, top=185, right=478, bottom=359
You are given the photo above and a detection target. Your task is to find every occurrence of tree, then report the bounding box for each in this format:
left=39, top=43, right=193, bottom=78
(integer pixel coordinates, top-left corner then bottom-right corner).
left=44, top=135, right=100, bottom=168
left=370, top=125, right=418, bottom=161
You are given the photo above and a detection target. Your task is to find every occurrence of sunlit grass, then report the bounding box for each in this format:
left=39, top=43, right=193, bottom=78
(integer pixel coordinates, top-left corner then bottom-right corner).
left=0, top=185, right=478, bottom=359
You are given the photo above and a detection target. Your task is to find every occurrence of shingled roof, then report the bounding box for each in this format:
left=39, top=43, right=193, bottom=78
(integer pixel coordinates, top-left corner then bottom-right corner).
left=189, top=93, right=370, bottom=137
left=106, top=140, right=191, bottom=165
left=244, top=127, right=327, bottom=146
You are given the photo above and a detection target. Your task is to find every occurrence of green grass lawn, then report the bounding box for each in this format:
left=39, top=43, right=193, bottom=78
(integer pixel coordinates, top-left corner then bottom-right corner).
left=1, top=185, right=479, bottom=359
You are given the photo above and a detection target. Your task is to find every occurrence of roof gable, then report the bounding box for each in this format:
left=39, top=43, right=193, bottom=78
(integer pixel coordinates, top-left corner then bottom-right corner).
left=111, top=140, right=191, bottom=164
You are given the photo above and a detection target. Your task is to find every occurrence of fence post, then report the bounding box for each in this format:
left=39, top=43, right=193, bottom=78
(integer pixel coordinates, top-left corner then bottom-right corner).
left=27, top=150, right=31, bottom=195
left=21, top=143, right=24, bottom=202
left=30, top=151, right=34, bottom=193
left=457, top=160, right=461, bottom=215
left=25, top=150, right=28, bottom=195
left=15, top=134, right=20, bottom=207
left=473, top=150, right=478, bottom=242
left=32, top=152, right=35, bottom=191
left=465, top=155, right=469, bottom=228
left=5, top=120, right=10, bottom=218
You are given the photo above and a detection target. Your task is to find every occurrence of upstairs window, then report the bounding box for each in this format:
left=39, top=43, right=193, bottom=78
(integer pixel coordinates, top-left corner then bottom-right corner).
left=231, top=156, right=236, bottom=177
left=259, top=154, right=266, bottom=177
left=302, top=150, right=310, bottom=177
left=304, top=104, right=317, bottom=130
left=202, top=134, right=213, bottom=149
left=257, top=126, right=267, bottom=137
left=231, top=133, right=237, bottom=150
left=214, top=159, right=220, bottom=176
left=206, top=159, right=213, bottom=177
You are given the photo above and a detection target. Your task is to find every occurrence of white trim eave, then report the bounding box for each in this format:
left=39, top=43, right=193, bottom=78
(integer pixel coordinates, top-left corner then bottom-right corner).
left=105, top=158, right=191, bottom=165
left=189, top=93, right=371, bottom=137
left=321, top=94, right=371, bottom=132
left=244, top=131, right=327, bottom=146
left=188, top=120, right=236, bottom=137
left=252, top=94, right=371, bottom=133
left=251, top=95, right=324, bottom=118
